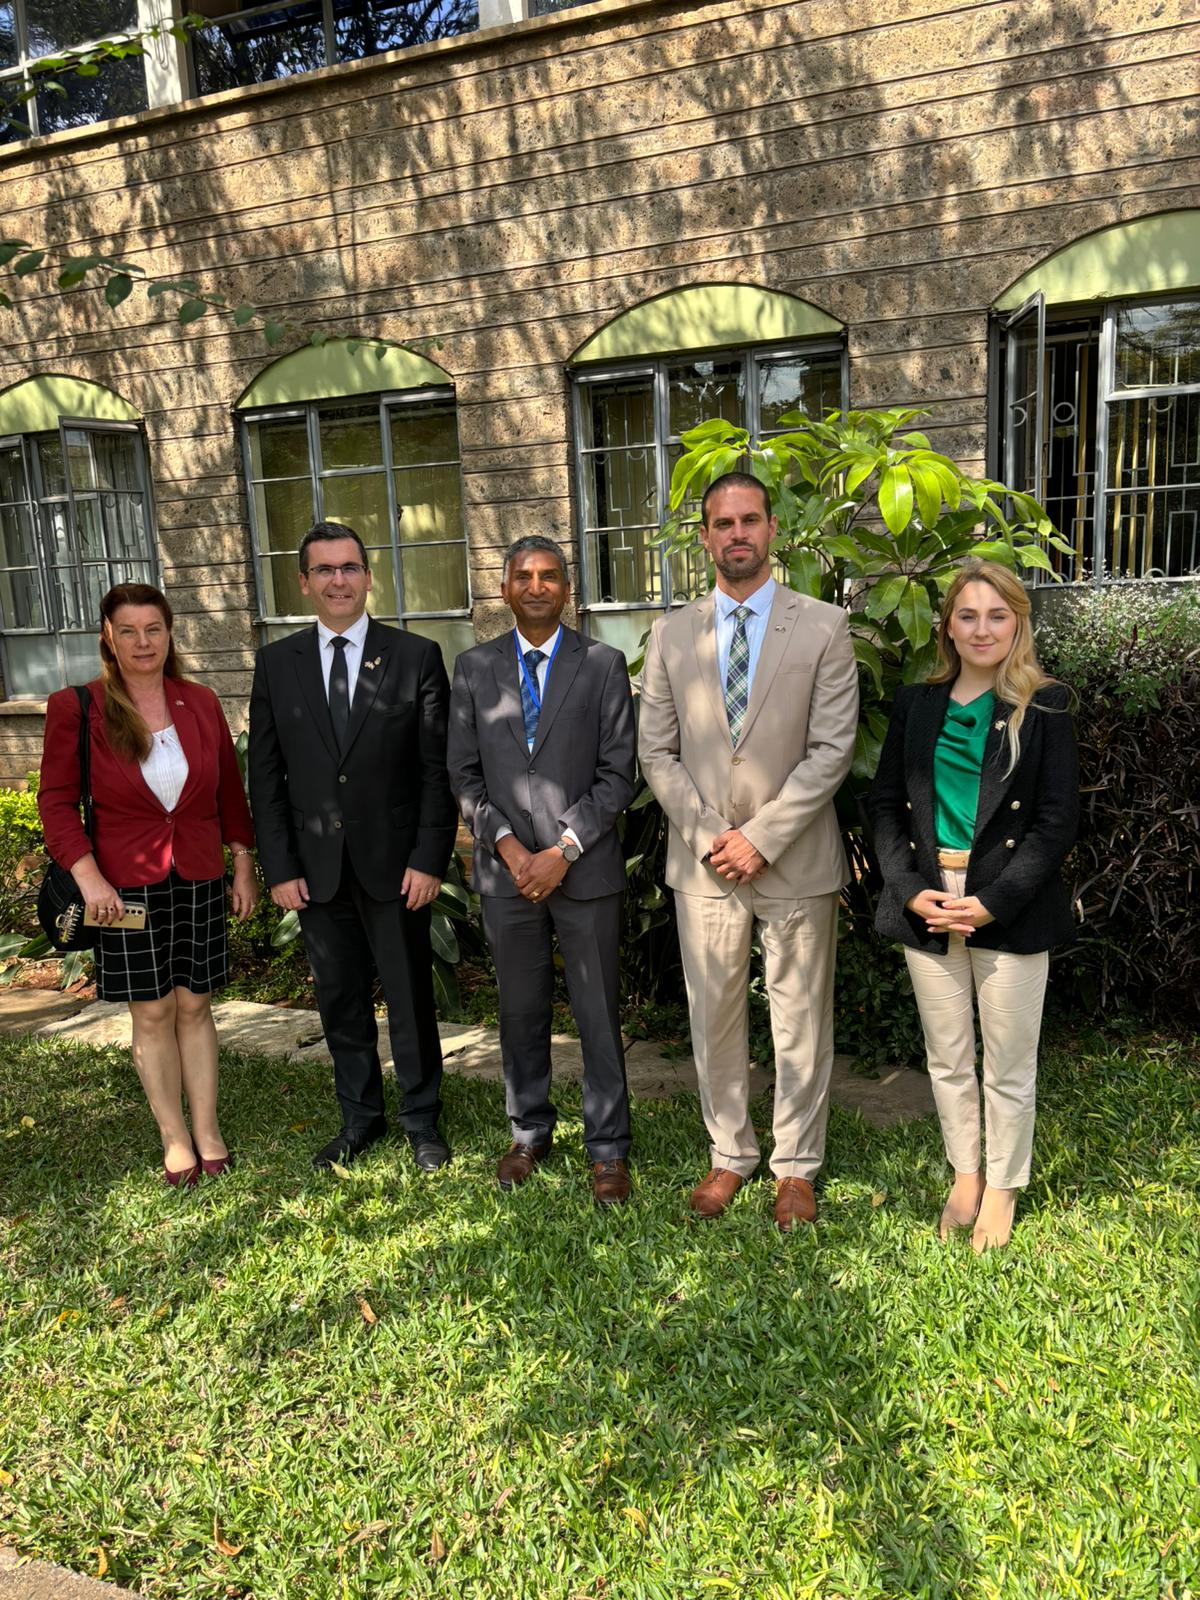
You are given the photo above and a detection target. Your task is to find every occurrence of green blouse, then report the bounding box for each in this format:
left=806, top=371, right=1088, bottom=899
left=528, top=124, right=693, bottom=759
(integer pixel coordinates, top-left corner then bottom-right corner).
left=933, top=691, right=995, bottom=850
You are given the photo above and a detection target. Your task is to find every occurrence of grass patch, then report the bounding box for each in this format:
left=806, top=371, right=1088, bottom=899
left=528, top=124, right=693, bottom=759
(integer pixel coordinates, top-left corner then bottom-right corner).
left=0, top=1025, right=1197, bottom=1599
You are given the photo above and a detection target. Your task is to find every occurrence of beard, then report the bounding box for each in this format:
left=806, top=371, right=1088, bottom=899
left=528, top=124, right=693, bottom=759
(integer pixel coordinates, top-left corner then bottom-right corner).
left=713, top=545, right=767, bottom=583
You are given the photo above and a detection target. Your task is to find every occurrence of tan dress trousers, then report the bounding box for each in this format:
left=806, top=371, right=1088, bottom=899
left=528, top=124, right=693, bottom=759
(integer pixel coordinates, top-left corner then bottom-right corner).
left=903, top=865, right=1049, bottom=1190
left=674, top=884, right=839, bottom=1180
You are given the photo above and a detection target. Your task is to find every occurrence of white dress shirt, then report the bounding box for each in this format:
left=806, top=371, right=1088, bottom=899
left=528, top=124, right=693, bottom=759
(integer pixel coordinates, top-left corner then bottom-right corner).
left=140, top=724, right=188, bottom=813
left=317, top=612, right=371, bottom=704
left=496, top=623, right=581, bottom=855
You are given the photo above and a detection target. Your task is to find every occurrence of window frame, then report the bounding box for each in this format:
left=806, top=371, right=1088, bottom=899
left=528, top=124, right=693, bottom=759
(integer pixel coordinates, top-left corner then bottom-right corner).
left=0, top=415, right=159, bottom=698
left=240, top=385, right=472, bottom=633
left=0, top=0, right=148, bottom=138
left=995, top=290, right=1200, bottom=584
left=570, top=337, right=848, bottom=621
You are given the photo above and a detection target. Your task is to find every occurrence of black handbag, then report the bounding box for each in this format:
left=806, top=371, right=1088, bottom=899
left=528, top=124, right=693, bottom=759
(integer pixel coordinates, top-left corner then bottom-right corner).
left=37, top=685, right=103, bottom=952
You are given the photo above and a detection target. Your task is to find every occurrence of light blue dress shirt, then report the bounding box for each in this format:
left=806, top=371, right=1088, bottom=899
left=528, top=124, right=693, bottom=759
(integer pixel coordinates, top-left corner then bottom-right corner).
left=714, top=577, right=776, bottom=697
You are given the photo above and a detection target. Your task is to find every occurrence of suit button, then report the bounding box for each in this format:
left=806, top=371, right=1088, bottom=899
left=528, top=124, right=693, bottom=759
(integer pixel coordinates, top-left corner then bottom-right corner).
left=333, top=821, right=343, bottom=830
left=1010, top=800, right=1020, bottom=810
left=339, top=774, right=347, bottom=784
left=529, top=767, right=536, bottom=775
left=1005, top=838, right=1015, bottom=848
left=523, top=810, right=531, bottom=819
left=906, top=801, right=912, bottom=811
left=909, top=841, right=917, bottom=851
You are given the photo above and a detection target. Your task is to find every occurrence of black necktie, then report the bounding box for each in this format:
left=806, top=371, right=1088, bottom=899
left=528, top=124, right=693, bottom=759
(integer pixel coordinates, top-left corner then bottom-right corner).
left=329, top=636, right=350, bottom=750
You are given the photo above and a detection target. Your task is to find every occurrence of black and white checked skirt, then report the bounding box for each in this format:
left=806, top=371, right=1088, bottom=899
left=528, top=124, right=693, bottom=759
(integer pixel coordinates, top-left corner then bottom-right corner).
left=95, top=871, right=229, bottom=1002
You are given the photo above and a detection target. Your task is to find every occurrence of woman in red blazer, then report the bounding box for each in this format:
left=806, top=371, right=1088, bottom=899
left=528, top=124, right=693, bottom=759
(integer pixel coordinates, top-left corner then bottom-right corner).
left=39, top=584, right=257, bottom=1187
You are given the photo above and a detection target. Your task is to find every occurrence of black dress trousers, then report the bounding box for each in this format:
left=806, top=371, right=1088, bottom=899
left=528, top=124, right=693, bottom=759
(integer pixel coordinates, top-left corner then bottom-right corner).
left=299, top=854, right=443, bottom=1132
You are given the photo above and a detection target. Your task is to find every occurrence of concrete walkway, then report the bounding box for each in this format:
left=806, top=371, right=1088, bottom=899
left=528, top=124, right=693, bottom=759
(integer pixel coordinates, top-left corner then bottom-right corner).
left=0, top=988, right=935, bottom=1130
left=0, top=1549, right=136, bottom=1599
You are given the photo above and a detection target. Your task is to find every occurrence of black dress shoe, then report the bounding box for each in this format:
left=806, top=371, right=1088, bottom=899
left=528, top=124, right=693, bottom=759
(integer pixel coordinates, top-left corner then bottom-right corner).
left=312, top=1120, right=387, bottom=1171
left=407, top=1125, right=451, bottom=1172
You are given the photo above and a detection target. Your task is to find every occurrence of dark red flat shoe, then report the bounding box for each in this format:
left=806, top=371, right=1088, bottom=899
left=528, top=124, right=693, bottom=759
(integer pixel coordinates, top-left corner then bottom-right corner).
left=198, top=1151, right=234, bottom=1176
left=164, top=1160, right=200, bottom=1189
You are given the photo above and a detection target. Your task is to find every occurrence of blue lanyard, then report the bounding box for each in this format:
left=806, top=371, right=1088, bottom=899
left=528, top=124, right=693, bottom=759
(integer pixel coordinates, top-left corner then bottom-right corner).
left=515, top=627, right=562, bottom=712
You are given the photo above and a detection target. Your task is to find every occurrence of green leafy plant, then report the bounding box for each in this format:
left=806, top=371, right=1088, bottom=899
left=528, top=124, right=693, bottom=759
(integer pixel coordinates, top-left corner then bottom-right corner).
left=666, top=407, right=1071, bottom=786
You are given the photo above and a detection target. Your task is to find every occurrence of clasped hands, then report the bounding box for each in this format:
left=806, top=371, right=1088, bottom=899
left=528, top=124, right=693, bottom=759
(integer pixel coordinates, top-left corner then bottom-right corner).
left=271, top=866, right=441, bottom=913
left=497, top=835, right=567, bottom=902
left=906, top=888, right=995, bottom=936
left=706, top=828, right=766, bottom=886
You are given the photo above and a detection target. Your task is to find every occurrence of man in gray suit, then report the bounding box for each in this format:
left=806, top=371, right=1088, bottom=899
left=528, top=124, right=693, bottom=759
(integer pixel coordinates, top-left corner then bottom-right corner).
left=448, top=536, right=637, bottom=1204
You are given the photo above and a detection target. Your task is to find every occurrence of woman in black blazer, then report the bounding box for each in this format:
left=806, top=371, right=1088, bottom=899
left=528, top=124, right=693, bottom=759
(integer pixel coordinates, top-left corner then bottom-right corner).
left=868, top=560, right=1078, bottom=1250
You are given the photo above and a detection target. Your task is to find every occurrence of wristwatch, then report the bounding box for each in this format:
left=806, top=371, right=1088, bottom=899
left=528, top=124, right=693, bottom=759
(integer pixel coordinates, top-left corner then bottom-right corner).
left=555, top=837, right=582, bottom=864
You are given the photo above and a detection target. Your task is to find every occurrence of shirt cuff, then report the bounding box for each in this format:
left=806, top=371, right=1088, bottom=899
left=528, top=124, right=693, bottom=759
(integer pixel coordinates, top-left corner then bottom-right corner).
left=495, top=825, right=513, bottom=844
left=562, top=827, right=582, bottom=854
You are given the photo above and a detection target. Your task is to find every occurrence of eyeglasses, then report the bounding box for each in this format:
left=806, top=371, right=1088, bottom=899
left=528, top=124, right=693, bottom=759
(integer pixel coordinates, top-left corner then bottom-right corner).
left=304, top=563, right=368, bottom=579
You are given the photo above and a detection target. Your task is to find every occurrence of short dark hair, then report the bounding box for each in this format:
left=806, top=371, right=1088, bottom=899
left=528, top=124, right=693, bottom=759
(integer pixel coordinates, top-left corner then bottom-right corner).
left=700, top=472, right=772, bottom=526
left=502, top=535, right=568, bottom=582
left=298, top=521, right=368, bottom=572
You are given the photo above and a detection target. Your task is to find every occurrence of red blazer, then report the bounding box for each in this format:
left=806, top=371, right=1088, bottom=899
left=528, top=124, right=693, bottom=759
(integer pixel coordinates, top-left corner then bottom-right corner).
left=39, top=678, right=254, bottom=888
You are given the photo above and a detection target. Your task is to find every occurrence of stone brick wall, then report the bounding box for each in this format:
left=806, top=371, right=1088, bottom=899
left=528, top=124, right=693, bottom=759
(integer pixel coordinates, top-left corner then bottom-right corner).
left=0, top=0, right=1197, bottom=778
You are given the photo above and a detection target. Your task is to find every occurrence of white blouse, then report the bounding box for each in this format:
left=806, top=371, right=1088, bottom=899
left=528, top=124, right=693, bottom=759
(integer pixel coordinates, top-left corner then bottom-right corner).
left=140, top=724, right=189, bottom=813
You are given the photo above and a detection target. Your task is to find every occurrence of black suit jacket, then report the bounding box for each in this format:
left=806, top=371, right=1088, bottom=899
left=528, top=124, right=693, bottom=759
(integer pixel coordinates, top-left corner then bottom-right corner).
left=867, top=680, right=1079, bottom=954
left=447, top=624, right=636, bottom=900
left=248, top=618, right=458, bottom=903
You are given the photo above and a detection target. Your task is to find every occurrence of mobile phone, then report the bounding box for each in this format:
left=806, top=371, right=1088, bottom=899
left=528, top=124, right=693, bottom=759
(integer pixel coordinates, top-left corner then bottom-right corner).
left=82, top=904, right=148, bottom=931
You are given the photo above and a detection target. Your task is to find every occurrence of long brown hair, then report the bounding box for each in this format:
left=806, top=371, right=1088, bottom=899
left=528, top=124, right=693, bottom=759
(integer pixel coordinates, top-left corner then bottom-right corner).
left=99, top=584, right=185, bottom=762
left=929, top=559, right=1055, bottom=776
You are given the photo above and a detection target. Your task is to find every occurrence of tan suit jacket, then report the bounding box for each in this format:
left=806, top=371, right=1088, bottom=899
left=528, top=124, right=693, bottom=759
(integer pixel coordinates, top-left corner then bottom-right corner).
left=638, top=585, right=859, bottom=899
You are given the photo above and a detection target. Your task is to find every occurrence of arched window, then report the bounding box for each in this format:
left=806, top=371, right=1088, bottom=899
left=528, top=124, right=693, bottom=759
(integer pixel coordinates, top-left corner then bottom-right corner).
left=236, top=340, right=473, bottom=665
left=0, top=376, right=157, bottom=698
left=993, top=210, right=1200, bottom=583
left=569, top=284, right=846, bottom=654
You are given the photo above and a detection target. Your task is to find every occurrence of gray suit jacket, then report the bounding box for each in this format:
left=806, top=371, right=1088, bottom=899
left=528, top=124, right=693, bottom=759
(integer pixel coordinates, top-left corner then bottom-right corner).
left=448, top=624, right=636, bottom=900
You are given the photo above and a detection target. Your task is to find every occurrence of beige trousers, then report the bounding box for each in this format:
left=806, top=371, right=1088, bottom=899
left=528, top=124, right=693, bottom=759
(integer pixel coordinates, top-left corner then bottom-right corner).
left=674, top=886, right=839, bottom=1180
left=904, top=867, right=1048, bottom=1190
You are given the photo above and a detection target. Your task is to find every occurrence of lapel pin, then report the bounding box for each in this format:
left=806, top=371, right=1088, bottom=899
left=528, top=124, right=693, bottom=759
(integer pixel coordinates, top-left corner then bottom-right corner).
left=175, top=700, right=184, bottom=706
left=364, top=656, right=382, bottom=671
left=994, top=719, right=1007, bottom=730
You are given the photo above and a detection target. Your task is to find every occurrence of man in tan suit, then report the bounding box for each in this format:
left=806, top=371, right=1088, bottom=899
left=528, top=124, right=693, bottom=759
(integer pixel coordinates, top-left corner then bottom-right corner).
left=638, top=473, right=859, bottom=1228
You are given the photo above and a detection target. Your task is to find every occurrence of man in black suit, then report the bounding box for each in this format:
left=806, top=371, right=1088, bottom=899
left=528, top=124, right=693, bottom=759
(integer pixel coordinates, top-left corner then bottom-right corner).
left=248, top=521, right=458, bottom=1171
left=448, top=536, right=637, bottom=1204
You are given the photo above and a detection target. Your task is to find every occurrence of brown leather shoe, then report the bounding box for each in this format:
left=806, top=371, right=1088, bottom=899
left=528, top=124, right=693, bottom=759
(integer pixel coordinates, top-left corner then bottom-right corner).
left=592, top=1158, right=631, bottom=1206
left=496, top=1141, right=552, bottom=1189
left=774, top=1176, right=817, bottom=1231
left=688, top=1168, right=744, bottom=1218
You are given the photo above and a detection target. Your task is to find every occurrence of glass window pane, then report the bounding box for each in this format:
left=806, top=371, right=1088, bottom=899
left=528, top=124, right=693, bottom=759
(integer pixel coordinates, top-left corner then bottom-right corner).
left=404, top=616, right=475, bottom=673
left=2, top=632, right=60, bottom=697
left=91, top=431, right=140, bottom=493
left=253, top=478, right=313, bottom=556
left=41, top=502, right=72, bottom=565
left=389, top=403, right=460, bottom=468
left=581, top=378, right=654, bottom=451
left=50, top=562, right=85, bottom=629
left=585, top=608, right=661, bottom=663
left=249, top=416, right=311, bottom=480
left=400, top=544, right=467, bottom=612
left=1105, top=390, right=1200, bottom=577
left=589, top=527, right=660, bottom=607
left=0, top=567, right=45, bottom=629
left=192, top=1, right=328, bottom=94
left=0, top=442, right=26, bottom=504
left=319, top=403, right=383, bottom=470
left=26, top=0, right=137, bottom=52
left=392, top=463, right=463, bottom=543
left=0, top=500, right=37, bottom=567
left=334, top=0, right=478, bottom=61
left=35, top=433, right=65, bottom=495
left=74, top=499, right=106, bottom=560
left=365, top=546, right=399, bottom=615
left=757, top=353, right=842, bottom=431
left=259, top=552, right=308, bottom=617
left=1114, top=300, right=1200, bottom=390
left=667, top=543, right=709, bottom=606
left=0, top=5, right=17, bottom=68
left=35, top=54, right=147, bottom=133
left=667, top=358, right=744, bottom=438
left=60, top=630, right=101, bottom=683
left=581, top=444, right=655, bottom=535
left=62, top=429, right=95, bottom=492
left=321, top=471, right=390, bottom=548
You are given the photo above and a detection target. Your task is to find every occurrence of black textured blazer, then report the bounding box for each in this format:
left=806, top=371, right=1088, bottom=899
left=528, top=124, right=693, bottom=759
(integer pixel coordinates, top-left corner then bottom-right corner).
left=867, top=679, right=1079, bottom=954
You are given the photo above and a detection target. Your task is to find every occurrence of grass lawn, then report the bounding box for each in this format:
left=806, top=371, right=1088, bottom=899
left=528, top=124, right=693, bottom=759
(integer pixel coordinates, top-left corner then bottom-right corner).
left=0, top=1025, right=1197, bottom=1600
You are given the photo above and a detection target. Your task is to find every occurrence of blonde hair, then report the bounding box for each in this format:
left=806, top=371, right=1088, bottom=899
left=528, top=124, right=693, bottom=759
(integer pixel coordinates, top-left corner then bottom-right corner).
left=929, top=559, right=1055, bottom=776
left=99, top=584, right=185, bottom=763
